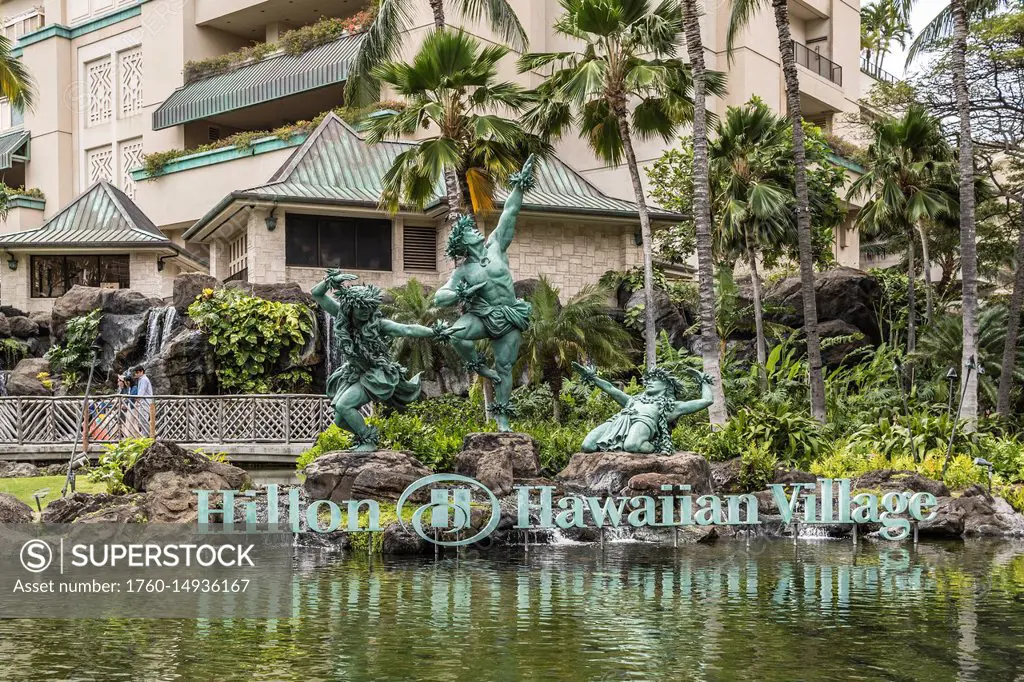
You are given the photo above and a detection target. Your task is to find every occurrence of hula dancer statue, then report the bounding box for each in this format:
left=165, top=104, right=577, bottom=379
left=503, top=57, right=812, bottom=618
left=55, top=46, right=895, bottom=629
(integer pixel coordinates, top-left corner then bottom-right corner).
left=573, top=363, right=714, bottom=454
left=433, top=154, right=537, bottom=431
left=312, top=271, right=453, bottom=451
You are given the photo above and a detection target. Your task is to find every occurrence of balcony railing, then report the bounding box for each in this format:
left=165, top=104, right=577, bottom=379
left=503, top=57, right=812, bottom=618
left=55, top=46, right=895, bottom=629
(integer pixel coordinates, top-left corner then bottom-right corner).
left=860, top=56, right=899, bottom=85
left=792, top=40, right=842, bottom=86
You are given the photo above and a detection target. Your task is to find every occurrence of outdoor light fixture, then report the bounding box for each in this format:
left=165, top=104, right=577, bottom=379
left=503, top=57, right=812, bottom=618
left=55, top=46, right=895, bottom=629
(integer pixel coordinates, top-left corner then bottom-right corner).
left=5, top=252, right=16, bottom=271
left=157, top=255, right=172, bottom=272
left=265, top=204, right=279, bottom=231
left=973, top=457, right=994, bottom=492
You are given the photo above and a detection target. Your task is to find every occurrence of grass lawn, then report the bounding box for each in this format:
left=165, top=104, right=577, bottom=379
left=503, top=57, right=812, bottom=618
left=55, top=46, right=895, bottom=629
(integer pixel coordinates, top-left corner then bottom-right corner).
left=0, top=476, right=105, bottom=511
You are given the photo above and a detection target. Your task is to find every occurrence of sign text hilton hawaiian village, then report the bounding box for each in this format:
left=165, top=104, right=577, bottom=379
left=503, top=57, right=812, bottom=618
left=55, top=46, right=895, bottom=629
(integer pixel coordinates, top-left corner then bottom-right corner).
left=196, top=477, right=939, bottom=543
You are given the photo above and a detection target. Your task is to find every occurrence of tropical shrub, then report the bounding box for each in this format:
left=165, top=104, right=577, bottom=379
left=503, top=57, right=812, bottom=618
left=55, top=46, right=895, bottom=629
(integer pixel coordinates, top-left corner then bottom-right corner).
left=0, top=337, right=27, bottom=370
left=719, top=404, right=825, bottom=468
left=46, top=309, right=102, bottom=388
left=739, top=443, right=778, bottom=491
left=297, top=425, right=352, bottom=471
left=87, top=437, right=153, bottom=494
left=188, top=288, right=313, bottom=393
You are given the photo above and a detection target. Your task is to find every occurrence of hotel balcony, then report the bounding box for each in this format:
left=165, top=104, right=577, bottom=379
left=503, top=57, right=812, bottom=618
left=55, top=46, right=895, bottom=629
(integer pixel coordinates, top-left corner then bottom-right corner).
left=195, top=0, right=369, bottom=38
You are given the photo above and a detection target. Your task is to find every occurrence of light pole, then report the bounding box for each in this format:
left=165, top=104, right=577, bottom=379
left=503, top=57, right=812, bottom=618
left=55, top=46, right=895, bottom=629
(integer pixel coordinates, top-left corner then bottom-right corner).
left=62, top=344, right=102, bottom=497
left=942, top=356, right=977, bottom=477
left=945, top=367, right=958, bottom=417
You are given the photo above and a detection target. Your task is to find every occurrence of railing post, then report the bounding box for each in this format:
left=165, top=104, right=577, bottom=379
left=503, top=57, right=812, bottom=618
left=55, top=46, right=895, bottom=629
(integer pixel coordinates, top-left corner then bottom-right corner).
left=149, top=399, right=156, bottom=439
left=16, top=398, right=23, bottom=445
left=285, top=396, right=291, bottom=444
left=82, top=397, right=90, bottom=456
left=218, top=399, right=225, bottom=444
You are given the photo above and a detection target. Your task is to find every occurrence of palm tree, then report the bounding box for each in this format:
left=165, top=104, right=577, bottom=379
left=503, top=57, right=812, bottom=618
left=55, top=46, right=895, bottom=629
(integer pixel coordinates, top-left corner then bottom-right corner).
left=517, top=277, right=634, bottom=422
left=906, top=0, right=1009, bottom=430
left=861, top=0, right=913, bottom=70
left=384, top=279, right=462, bottom=391
left=847, top=105, right=957, bottom=355
left=727, top=0, right=827, bottom=422
left=997, top=199, right=1024, bottom=416
left=0, top=34, right=33, bottom=110
left=708, top=99, right=796, bottom=381
left=517, top=0, right=726, bottom=389
left=363, top=29, right=535, bottom=219
left=680, top=0, right=729, bottom=424
left=345, top=0, right=527, bottom=106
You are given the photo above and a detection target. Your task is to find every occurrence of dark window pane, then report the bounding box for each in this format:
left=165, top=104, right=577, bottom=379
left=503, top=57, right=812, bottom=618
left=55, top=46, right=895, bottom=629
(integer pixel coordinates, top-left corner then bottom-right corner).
left=31, top=256, right=66, bottom=298
left=355, top=219, right=391, bottom=270
left=99, top=256, right=130, bottom=289
left=285, top=214, right=320, bottom=267
left=66, top=255, right=99, bottom=288
left=318, top=217, right=357, bottom=268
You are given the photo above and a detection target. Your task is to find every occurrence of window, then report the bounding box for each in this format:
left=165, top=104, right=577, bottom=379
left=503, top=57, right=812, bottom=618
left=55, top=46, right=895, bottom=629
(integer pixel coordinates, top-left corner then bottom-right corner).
left=403, top=225, right=438, bottom=271
left=285, top=214, right=392, bottom=271
left=31, top=255, right=130, bottom=298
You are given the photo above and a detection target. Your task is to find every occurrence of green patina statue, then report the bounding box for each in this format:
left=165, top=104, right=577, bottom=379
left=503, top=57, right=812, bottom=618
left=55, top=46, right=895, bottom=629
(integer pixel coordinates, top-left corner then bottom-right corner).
left=433, top=155, right=537, bottom=431
left=312, top=271, right=453, bottom=451
left=573, top=362, right=714, bottom=454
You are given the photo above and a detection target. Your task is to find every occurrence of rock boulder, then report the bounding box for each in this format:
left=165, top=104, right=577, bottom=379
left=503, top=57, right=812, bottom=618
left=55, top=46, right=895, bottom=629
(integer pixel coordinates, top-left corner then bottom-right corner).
left=454, top=448, right=514, bottom=498
left=853, top=469, right=950, bottom=498
left=0, top=492, right=33, bottom=522
left=557, top=451, right=712, bottom=497
left=172, top=272, right=220, bottom=315
left=764, top=267, right=883, bottom=344
left=6, top=357, right=52, bottom=396
left=0, top=462, right=41, bottom=478
left=461, top=433, right=541, bottom=478
left=224, top=281, right=315, bottom=307
left=7, top=315, right=39, bottom=338
left=302, top=450, right=432, bottom=503
left=41, top=492, right=150, bottom=524
left=146, top=329, right=218, bottom=394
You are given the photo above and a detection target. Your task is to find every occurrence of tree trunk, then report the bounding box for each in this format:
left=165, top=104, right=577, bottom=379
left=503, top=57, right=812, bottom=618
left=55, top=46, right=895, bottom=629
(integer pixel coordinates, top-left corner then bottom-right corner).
left=772, top=0, right=827, bottom=423
left=428, top=0, right=445, bottom=27
left=749, top=244, right=768, bottom=389
left=906, top=229, right=916, bottom=354
left=614, top=111, right=659, bottom=372
left=951, top=0, right=979, bottom=431
left=682, top=0, right=728, bottom=425
left=997, top=200, right=1024, bottom=416
left=918, top=225, right=934, bottom=326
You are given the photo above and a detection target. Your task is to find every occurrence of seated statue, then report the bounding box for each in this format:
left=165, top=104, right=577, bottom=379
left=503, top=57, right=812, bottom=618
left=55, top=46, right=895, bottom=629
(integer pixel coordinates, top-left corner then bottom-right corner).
left=573, top=363, right=714, bottom=454
left=312, top=270, right=454, bottom=451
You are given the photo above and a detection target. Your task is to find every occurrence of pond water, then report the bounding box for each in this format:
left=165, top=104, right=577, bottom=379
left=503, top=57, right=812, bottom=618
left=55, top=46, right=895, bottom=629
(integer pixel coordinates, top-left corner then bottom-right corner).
left=1, top=540, right=1023, bottom=681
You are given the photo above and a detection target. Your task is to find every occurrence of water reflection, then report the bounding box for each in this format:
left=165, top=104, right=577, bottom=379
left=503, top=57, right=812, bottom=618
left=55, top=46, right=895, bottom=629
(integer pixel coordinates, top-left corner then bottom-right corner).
left=1, top=540, right=1023, bottom=681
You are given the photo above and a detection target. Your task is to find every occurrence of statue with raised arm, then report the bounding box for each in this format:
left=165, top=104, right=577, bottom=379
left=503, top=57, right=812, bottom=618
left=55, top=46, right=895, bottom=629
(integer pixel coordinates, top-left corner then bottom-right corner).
left=312, top=270, right=454, bottom=451
left=573, top=363, right=714, bottom=454
left=433, top=154, right=538, bottom=431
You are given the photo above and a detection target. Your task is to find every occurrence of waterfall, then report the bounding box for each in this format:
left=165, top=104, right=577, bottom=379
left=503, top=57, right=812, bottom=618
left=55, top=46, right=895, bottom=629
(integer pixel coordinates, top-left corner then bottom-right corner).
left=144, top=307, right=178, bottom=361
left=0, top=371, right=9, bottom=397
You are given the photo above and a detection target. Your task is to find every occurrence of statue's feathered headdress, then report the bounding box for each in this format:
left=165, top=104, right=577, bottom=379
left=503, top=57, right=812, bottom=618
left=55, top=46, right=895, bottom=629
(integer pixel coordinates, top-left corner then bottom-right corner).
left=643, top=367, right=686, bottom=398
left=445, top=214, right=482, bottom=260
left=329, top=271, right=383, bottom=311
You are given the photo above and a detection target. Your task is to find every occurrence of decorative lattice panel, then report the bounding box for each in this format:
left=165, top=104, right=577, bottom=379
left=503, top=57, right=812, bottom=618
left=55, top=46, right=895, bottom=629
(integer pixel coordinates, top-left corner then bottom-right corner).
left=0, top=401, right=18, bottom=441
left=86, top=56, right=112, bottom=126
left=120, top=139, right=144, bottom=198
left=254, top=400, right=287, bottom=441
left=118, top=47, right=143, bottom=118
left=87, top=146, right=113, bottom=184
left=290, top=397, right=327, bottom=441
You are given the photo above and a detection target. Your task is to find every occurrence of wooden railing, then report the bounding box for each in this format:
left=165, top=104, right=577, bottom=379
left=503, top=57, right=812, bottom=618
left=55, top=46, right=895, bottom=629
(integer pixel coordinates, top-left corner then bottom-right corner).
left=0, top=394, right=334, bottom=446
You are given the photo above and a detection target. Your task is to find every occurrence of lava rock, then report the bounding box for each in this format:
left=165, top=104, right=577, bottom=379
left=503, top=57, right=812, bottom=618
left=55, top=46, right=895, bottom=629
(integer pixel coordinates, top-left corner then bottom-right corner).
left=853, top=470, right=950, bottom=498
left=557, top=451, right=712, bottom=497
left=145, top=329, right=217, bottom=394
left=381, top=522, right=428, bottom=555
left=51, top=286, right=160, bottom=339
left=625, top=287, right=692, bottom=348
left=0, top=462, right=41, bottom=478
left=98, top=312, right=148, bottom=377
left=711, top=457, right=744, bottom=494
left=818, top=319, right=871, bottom=367
left=772, top=468, right=817, bottom=485
left=302, top=450, right=432, bottom=503
left=41, top=492, right=150, bottom=524
left=5, top=357, right=52, bottom=396
left=124, top=441, right=248, bottom=493
left=28, top=311, right=50, bottom=336
left=764, top=267, right=883, bottom=344
left=224, top=281, right=315, bottom=307
left=0, top=492, right=33, bottom=522
left=0, top=314, right=9, bottom=337
left=454, top=447, right=514, bottom=498
left=172, top=272, right=220, bottom=315
left=7, top=315, right=38, bottom=338
left=461, top=433, right=541, bottom=478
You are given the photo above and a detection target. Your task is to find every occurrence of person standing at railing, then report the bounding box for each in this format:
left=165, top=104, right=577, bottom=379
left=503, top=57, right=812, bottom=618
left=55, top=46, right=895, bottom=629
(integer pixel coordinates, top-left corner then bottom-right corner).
left=133, top=365, right=153, bottom=438
left=116, top=373, right=134, bottom=439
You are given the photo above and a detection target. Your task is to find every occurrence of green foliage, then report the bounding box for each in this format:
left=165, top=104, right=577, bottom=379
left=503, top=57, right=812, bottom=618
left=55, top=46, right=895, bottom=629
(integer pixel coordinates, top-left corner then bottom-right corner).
left=87, top=438, right=154, bottom=494
left=721, top=404, right=825, bottom=469
left=0, top=337, right=28, bottom=370
left=297, top=425, right=353, bottom=471
left=188, top=288, right=313, bottom=393
left=1001, top=485, right=1024, bottom=514
left=46, top=309, right=102, bottom=388
left=183, top=11, right=376, bottom=83
left=739, top=442, right=778, bottom=492
left=384, top=279, right=460, bottom=382
left=140, top=101, right=404, bottom=175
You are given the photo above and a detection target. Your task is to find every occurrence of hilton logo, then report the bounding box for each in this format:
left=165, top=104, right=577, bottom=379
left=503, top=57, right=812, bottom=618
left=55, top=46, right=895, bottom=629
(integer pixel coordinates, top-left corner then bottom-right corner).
left=396, top=474, right=502, bottom=547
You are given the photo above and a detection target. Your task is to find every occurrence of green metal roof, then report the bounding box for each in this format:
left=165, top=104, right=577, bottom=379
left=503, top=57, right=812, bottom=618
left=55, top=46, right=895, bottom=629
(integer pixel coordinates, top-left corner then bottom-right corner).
left=0, top=129, right=29, bottom=169
left=0, top=181, right=185, bottom=254
left=153, top=33, right=364, bottom=130
left=186, top=112, right=679, bottom=240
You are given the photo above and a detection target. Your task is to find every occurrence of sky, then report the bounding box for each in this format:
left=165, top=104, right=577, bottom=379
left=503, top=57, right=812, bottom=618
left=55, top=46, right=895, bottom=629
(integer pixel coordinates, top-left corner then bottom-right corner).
left=875, top=0, right=949, bottom=77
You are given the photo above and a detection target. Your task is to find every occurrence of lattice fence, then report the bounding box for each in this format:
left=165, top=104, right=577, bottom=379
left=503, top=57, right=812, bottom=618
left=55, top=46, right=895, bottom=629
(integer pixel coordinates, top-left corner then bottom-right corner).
left=0, top=395, right=332, bottom=445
